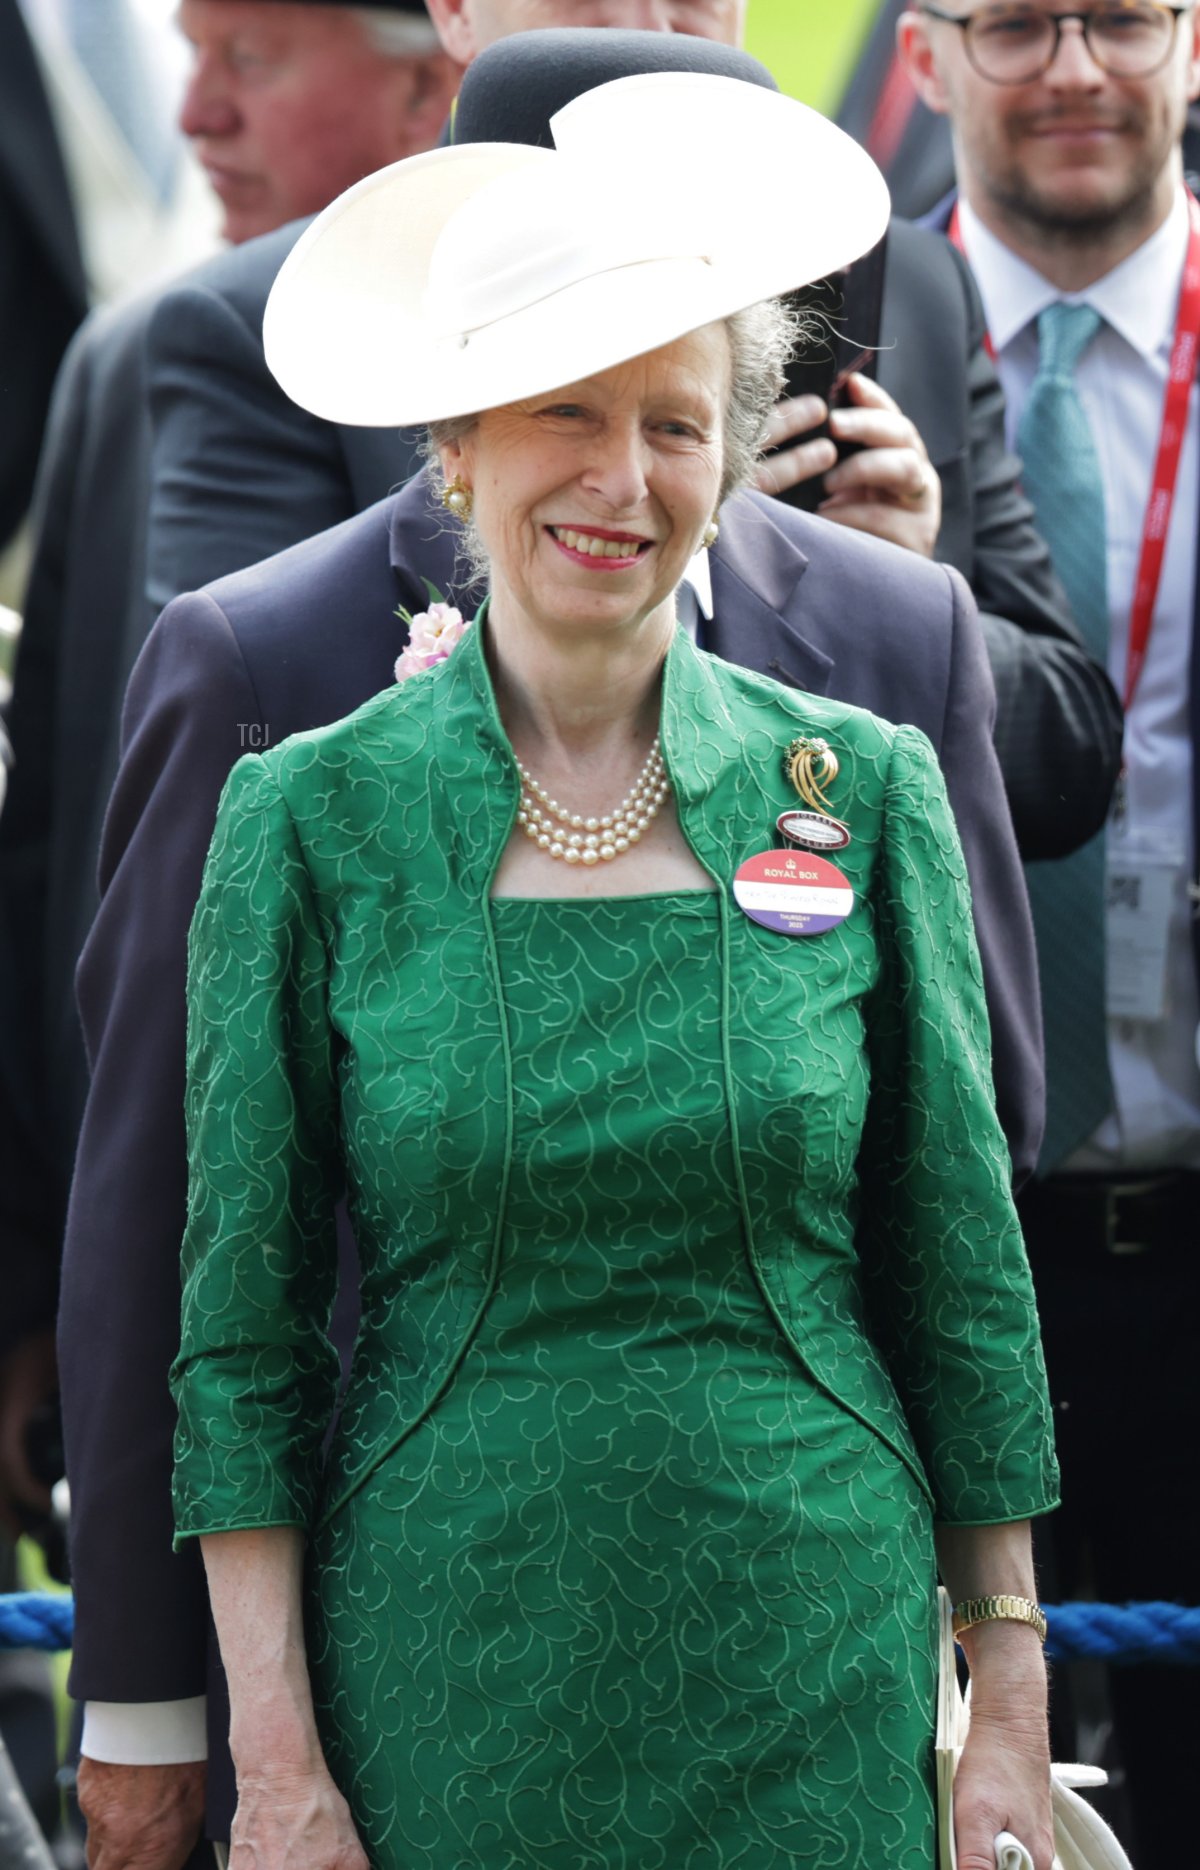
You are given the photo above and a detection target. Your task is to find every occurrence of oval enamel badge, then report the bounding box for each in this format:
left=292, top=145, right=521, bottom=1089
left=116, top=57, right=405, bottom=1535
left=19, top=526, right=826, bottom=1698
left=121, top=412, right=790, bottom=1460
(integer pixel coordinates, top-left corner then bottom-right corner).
left=776, top=810, right=852, bottom=853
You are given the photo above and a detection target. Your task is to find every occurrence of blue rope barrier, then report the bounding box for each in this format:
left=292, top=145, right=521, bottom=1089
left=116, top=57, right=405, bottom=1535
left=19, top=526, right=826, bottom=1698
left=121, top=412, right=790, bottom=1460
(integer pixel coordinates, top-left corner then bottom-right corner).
left=1044, top=1600, right=1200, bottom=1666
left=2, top=1591, right=1199, bottom=1660
left=0, top=1593, right=73, bottom=1651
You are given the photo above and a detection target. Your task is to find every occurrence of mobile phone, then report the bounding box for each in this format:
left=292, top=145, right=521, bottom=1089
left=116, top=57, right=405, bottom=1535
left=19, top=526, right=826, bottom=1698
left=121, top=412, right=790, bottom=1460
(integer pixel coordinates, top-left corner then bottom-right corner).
left=767, top=231, right=889, bottom=514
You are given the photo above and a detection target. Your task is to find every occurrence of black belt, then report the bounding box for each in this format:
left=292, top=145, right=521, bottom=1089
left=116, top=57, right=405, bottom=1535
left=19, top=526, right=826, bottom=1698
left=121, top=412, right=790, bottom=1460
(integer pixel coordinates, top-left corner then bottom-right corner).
left=1019, top=1171, right=1199, bottom=1255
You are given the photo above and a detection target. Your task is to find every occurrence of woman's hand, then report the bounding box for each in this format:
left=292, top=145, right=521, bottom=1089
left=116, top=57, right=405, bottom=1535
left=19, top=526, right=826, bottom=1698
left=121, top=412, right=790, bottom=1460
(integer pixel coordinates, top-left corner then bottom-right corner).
left=934, top=1522, right=1054, bottom=1870
left=200, top=1530, right=368, bottom=1870
left=953, top=1615, right=1054, bottom=1870
left=230, top=1760, right=369, bottom=1870
left=953, top=1705, right=1055, bottom=1870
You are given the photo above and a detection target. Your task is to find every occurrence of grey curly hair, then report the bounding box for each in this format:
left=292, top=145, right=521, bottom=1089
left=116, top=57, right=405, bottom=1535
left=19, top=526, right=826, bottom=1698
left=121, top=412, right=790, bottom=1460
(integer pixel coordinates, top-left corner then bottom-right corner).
left=426, top=297, right=803, bottom=587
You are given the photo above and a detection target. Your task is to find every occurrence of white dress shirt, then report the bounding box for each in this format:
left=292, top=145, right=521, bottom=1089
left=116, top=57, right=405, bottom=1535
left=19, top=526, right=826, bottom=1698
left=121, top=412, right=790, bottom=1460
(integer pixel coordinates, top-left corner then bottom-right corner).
left=82, top=1695, right=207, bottom=1765
left=958, top=192, right=1200, bottom=1169
left=679, top=549, right=714, bottom=637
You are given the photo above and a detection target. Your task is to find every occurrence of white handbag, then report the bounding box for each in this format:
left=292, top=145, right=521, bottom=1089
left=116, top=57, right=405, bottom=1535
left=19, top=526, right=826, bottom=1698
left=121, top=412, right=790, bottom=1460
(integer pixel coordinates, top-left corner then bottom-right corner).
left=936, top=1589, right=1135, bottom=1870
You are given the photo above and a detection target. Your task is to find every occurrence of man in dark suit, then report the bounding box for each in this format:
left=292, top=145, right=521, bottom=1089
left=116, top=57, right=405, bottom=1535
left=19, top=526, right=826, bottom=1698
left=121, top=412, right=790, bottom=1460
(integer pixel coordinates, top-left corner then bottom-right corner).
left=900, top=8, right=1200, bottom=1862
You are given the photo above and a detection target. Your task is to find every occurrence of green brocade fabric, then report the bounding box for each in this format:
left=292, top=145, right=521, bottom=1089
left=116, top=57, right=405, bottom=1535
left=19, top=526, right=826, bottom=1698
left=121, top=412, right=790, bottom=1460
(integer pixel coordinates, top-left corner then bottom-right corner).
left=173, top=621, right=1058, bottom=1867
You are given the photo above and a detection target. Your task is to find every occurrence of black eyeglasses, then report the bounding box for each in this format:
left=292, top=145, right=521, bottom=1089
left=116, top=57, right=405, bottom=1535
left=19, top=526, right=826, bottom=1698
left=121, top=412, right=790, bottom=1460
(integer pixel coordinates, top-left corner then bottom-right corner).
left=920, top=4, right=1193, bottom=83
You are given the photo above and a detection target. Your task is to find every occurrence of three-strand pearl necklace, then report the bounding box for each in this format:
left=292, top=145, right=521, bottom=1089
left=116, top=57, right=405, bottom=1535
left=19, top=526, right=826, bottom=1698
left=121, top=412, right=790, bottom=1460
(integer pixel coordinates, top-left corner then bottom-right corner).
left=516, top=739, right=670, bottom=865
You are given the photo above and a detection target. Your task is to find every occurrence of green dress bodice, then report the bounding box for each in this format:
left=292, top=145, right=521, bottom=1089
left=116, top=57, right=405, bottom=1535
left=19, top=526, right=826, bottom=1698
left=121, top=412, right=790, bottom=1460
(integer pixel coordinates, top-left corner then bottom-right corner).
left=172, top=621, right=1058, bottom=1867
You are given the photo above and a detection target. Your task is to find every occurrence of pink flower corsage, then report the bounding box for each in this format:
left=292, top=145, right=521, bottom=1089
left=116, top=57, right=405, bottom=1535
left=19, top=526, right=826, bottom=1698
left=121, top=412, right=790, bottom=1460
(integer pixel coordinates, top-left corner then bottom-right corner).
left=394, top=599, right=470, bottom=683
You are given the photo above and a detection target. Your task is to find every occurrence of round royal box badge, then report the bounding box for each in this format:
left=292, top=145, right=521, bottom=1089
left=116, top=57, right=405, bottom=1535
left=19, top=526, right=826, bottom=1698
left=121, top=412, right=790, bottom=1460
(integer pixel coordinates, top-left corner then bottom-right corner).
left=733, top=847, right=854, bottom=938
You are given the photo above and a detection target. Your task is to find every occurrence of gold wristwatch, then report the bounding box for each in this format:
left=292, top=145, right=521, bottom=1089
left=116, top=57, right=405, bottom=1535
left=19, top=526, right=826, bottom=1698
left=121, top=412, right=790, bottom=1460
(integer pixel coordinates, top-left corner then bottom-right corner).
left=951, top=1594, right=1048, bottom=1646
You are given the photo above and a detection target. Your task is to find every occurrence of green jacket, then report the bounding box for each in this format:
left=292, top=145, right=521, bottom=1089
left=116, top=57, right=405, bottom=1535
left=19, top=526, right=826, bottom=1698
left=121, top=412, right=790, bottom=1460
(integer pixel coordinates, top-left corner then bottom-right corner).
left=172, top=620, right=1058, bottom=1543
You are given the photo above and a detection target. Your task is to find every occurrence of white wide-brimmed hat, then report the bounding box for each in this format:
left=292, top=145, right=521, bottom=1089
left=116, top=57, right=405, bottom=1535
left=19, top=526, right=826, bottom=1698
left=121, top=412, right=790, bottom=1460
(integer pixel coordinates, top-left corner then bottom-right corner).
left=263, top=71, right=890, bottom=428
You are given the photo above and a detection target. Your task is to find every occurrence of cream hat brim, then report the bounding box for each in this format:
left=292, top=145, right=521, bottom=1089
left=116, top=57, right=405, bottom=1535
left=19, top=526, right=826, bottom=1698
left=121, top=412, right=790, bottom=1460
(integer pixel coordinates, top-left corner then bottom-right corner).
left=264, top=72, right=891, bottom=428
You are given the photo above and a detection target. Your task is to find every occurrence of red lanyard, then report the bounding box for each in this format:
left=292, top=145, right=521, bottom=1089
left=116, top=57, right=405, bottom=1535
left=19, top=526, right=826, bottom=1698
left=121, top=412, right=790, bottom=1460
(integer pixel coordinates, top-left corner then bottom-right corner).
left=950, top=193, right=1200, bottom=714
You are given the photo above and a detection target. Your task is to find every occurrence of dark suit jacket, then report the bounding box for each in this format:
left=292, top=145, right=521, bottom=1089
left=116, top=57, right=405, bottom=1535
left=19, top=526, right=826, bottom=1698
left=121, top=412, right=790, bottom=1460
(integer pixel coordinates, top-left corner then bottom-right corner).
left=0, top=0, right=87, bottom=552
left=58, top=474, right=1042, bottom=1833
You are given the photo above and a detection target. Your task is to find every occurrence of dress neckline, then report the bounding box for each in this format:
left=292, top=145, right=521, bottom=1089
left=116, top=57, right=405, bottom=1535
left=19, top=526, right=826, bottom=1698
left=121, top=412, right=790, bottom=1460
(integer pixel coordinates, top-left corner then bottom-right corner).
left=490, top=888, right=721, bottom=908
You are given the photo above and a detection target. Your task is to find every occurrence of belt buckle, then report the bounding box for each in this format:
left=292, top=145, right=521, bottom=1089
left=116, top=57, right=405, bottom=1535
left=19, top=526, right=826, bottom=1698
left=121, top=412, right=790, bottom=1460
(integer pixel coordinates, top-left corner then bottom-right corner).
left=1106, top=1180, right=1153, bottom=1255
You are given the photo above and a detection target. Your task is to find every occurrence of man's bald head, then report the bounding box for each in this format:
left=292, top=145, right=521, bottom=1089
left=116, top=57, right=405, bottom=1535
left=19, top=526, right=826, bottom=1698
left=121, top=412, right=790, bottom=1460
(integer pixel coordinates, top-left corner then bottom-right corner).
left=177, top=2, right=458, bottom=243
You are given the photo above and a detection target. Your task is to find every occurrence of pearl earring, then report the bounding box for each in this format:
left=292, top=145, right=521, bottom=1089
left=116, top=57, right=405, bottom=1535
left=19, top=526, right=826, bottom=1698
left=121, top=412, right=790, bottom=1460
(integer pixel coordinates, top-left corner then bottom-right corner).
left=702, top=518, right=719, bottom=549
left=442, top=475, right=473, bottom=521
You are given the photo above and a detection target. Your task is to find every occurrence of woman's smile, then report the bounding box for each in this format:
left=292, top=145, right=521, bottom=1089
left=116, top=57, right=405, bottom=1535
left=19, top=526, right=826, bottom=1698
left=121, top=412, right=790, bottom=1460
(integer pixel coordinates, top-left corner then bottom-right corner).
left=546, top=523, right=655, bottom=568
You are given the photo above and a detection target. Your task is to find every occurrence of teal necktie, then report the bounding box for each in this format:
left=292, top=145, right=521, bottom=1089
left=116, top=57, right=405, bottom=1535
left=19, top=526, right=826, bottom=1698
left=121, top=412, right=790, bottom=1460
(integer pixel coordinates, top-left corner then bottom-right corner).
left=1017, top=302, right=1114, bottom=1172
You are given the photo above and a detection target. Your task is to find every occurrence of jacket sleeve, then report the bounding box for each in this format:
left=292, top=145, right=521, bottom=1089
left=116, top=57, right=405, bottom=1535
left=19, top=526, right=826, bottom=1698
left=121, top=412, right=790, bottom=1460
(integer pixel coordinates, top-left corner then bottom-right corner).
left=951, top=244, right=1124, bottom=859
left=58, top=594, right=267, bottom=1700
left=171, top=754, right=341, bottom=1542
left=143, top=279, right=358, bottom=625
left=857, top=723, right=1060, bottom=1526
left=935, top=563, right=1044, bottom=1188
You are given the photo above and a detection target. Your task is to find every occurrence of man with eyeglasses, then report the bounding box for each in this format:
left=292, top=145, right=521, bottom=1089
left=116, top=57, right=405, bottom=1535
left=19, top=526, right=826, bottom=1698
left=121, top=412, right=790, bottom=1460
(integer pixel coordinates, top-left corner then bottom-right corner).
left=901, top=8, right=1200, bottom=1863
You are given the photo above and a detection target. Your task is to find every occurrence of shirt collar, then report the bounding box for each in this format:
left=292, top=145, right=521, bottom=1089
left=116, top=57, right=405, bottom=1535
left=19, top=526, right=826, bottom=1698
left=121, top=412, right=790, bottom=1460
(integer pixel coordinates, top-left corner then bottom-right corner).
left=957, top=186, right=1191, bottom=363
left=683, top=547, right=714, bottom=619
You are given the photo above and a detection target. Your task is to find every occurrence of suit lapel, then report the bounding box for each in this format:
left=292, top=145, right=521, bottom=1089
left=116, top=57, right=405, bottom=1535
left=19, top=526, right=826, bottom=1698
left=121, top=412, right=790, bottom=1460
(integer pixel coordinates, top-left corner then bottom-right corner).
left=922, top=188, right=958, bottom=236
left=0, top=1, right=87, bottom=308
left=708, top=492, right=834, bottom=696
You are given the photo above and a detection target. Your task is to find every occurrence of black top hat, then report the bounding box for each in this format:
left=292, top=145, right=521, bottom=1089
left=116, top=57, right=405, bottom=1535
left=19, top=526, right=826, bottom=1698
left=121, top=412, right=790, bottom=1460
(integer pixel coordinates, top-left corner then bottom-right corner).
left=450, top=28, right=778, bottom=149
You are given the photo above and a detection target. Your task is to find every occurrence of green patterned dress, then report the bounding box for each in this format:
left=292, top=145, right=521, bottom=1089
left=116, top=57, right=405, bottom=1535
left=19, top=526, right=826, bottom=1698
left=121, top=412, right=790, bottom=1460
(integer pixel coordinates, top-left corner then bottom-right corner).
left=172, top=622, right=1058, bottom=1869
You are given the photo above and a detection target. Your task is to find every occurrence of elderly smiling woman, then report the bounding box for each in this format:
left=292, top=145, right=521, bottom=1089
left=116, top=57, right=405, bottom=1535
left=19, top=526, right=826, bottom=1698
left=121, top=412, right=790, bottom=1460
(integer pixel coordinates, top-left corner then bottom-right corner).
left=170, top=70, right=1059, bottom=1870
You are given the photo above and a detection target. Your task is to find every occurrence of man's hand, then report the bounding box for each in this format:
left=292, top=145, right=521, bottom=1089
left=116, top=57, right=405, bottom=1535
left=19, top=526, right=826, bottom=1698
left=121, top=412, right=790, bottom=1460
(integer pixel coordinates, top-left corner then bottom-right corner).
left=77, top=1759, right=207, bottom=1870
left=0, top=1328, right=57, bottom=1538
left=756, top=373, right=942, bottom=558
